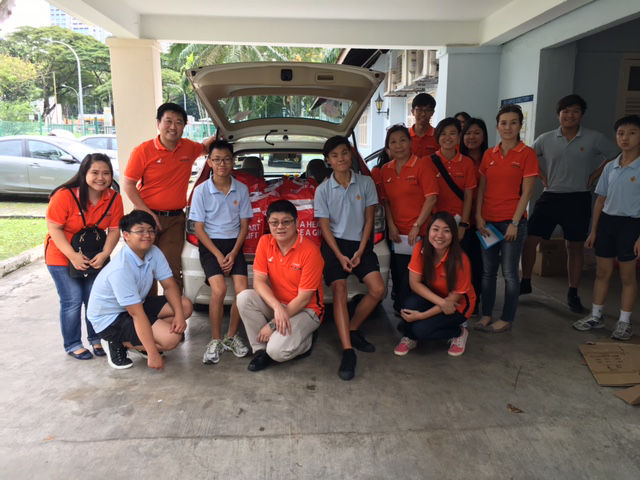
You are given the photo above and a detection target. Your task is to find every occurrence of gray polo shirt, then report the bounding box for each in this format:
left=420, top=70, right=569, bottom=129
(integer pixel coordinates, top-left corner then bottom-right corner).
left=314, top=171, right=378, bottom=242
left=533, top=126, right=619, bottom=193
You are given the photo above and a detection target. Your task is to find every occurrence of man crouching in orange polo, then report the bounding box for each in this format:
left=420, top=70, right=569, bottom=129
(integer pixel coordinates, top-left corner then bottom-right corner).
left=237, top=200, right=324, bottom=371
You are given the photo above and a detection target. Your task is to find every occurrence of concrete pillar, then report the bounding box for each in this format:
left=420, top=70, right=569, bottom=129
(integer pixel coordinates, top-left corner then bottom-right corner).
left=106, top=38, right=163, bottom=212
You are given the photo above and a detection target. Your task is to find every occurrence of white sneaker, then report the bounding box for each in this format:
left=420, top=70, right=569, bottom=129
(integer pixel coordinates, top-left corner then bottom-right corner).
left=223, top=334, right=250, bottom=357
left=611, top=321, right=633, bottom=341
left=202, top=339, right=224, bottom=364
left=572, top=314, right=604, bottom=331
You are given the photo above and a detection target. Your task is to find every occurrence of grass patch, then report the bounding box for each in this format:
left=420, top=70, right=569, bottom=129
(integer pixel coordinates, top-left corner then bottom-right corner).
left=0, top=218, right=48, bottom=261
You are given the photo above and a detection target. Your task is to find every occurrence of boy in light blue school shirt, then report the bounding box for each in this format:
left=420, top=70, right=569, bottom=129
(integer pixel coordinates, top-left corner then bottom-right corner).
left=573, top=115, right=640, bottom=341
left=88, top=210, right=192, bottom=370
left=314, top=136, right=385, bottom=382
left=188, top=140, right=253, bottom=365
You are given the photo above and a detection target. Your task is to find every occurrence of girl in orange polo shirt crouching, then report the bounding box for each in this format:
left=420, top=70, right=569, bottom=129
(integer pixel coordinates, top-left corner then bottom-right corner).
left=394, top=212, right=476, bottom=357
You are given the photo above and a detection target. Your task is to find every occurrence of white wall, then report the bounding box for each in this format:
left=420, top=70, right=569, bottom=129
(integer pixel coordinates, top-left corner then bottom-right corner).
left=436, top=46, right=501, bottom=131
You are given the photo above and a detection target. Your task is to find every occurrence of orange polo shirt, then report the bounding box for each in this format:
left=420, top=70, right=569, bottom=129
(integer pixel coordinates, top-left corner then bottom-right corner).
left=380, top=155, right=439, bottom=235
left=478, top=142, right=539, bottom=222
left=410, top=125, right=438, bottom=158
left=45, top=187, right=124, bottom=266
left=430, top=151, right=477, bottom=217
left=408, top=241, right=476, bottom=318
left=253, top=234, right=324, bottom=318
left=124, top=136, right=204, bottom=211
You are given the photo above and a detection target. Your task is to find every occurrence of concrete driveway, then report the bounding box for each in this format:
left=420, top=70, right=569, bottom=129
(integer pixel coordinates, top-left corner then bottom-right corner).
left=0, top=258, right=638, bottom=479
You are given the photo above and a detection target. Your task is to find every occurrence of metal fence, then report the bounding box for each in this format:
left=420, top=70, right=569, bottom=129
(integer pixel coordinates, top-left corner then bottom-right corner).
left=0, top=120, right=216, bottom=141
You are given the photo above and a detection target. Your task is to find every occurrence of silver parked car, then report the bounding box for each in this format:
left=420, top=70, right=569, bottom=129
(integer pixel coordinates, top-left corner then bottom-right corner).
left=181, top=62, right=390, bottom=306
left=0, top=135, right=119, bottom=197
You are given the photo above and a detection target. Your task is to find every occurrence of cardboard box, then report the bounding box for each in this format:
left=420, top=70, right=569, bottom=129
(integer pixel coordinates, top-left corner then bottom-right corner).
left=533, top=238, right=567, bottom=277
left=615, top=384, right=640, bottom=405
left=578, top=342, right=640, bottom=386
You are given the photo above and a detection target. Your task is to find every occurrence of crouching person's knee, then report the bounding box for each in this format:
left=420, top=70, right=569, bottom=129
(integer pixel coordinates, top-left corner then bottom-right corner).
left=182, top=297, right=194, bottom=319
left=266, top=343, right=292, bottom=363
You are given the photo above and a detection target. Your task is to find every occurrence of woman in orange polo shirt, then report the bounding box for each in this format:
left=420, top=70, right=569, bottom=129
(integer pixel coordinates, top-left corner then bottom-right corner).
left=394, top=212, right=475, bottom=357
left=475, top=105, right=538, bottom=333
left=460, top=118, right=490, bottom=309
left=380, top=125, right=439, bottom=313
left=45, top=153, right=123, bottom=359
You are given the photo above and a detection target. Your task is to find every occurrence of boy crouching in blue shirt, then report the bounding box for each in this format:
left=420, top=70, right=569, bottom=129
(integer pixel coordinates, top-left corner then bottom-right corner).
left=574, top=115, right=640, bottom=340
left=189, top=140, right=253, bottom=364
left=87, top=210, right=193, bottom=370
left=314, top=136, right=386, bottom=381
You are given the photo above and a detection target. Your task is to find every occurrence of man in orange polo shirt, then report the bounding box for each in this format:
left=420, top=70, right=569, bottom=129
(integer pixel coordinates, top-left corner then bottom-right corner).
left=123, top=103, right=214, bottom=291
left=410, top=93, right=438, bottom=158
left=237, top=199, right=324, bottom=372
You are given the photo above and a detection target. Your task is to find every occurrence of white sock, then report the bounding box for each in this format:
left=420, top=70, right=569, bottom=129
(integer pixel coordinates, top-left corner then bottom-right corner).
left=618, top=310, right=632, bottom=324
left=592, top=304, right=604, bottom=318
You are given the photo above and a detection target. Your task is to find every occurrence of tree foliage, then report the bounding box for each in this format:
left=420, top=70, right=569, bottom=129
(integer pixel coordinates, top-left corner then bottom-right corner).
left=0, top=26, right=111, bottom=118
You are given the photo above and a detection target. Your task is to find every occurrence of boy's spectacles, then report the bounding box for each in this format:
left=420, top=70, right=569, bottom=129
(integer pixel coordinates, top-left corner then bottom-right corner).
left=129, top=229, right=156, bottom=236
left=211, top=158, right=233, bottom=165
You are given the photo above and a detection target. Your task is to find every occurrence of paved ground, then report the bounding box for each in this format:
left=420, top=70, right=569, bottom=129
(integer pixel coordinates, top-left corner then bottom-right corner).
left=0, top=258, right=639, bottom=479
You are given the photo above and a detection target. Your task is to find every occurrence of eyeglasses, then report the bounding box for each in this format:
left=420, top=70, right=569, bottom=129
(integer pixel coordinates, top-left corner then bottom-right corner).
left=413, top=107, right=434, bottom=114
left=129, top=229, right=156, bottom=236
left=211, top=158, right=233, bottom=165
left=267, top=219, right=295, bottom=228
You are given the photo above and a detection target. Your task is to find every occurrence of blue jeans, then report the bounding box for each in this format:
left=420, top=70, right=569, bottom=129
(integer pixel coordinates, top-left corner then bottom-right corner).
left=47, top=265, right=99, bottom=352
left=480, top=220, right=526, bottom=323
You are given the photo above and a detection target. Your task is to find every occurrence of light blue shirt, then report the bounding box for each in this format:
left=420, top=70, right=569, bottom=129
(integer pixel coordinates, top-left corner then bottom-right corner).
left=314, top=172, right=378, bottom=242
left=533, top=126, right=619, bottom=193
left=189, top=177, right=253, bottom=239
left=87, top=244, right=173, bottom=332
left=595, top=154, right=640, bottom=218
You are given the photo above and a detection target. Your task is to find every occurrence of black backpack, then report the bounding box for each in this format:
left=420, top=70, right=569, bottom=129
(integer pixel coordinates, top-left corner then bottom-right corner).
left=68, top=188, right=118, bottom=278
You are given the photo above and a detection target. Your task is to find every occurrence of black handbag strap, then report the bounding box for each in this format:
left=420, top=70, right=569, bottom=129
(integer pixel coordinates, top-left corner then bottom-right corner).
left=67, top=188, right=118, bottom=229
left=431, top=154, right=464, bottom=201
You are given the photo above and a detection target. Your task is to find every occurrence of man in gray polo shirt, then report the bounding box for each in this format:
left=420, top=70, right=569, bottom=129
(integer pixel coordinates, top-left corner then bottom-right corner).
left=520, top=94, right=619, bottom=312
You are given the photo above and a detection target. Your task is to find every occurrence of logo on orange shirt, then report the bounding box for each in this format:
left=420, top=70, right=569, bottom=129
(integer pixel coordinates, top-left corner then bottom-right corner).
left=268, top=256, right=274, bottom=263
left=291, top=263, right=302, bottom=270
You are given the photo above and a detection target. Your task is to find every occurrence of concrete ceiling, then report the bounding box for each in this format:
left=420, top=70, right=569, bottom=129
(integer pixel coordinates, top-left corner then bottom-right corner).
left=50, top=0, right=594, bottom=47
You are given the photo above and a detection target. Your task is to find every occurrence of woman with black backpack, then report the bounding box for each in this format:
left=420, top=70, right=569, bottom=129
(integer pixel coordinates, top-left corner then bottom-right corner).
left=45, top=153, right=124, bottom=359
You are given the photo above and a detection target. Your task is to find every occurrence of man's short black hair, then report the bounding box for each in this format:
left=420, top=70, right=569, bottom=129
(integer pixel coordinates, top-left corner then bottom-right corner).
left=156, top=102, right=187, bottom=123
left=323, top=136, right=351, bottom=157
left=614, top=114, right=640, bottom=132
left=120, top=210, right=157, bottom=232
left=412, top=93, right=436, bottom=110
left=266, top=199, right=297, bottom=220
left=556, top=94, right=587, bottom=115
left=434, top=117, right=462, bottom=143
left=208, top=139, right=234, bottom=156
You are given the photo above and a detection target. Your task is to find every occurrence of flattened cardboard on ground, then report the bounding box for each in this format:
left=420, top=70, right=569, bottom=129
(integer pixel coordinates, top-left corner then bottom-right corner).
left=578, top=342, right=640, bottom=386
left=615, top=384, right=640, bottom=405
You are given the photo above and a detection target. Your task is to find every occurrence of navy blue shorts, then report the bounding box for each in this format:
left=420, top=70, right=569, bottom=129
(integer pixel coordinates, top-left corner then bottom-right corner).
left=199, top=238, right=248, bottom=281
left=321, top=237, right=380, bottom=285
left=97, top=295, right=168, bottom=346
left=594, top=213, right=640, bottom=262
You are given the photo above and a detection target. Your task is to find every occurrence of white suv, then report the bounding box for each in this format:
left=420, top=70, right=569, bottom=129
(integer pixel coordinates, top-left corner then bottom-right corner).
left=181, top=62, right=390, bottom=306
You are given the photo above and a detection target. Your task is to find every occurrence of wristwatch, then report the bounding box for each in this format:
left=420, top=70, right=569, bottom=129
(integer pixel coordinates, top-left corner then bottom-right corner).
left=412, top=222, right=419, bottom=228
left=268, top=320, right=276, bottom=331
left=458, top=222, right=469, bottom=228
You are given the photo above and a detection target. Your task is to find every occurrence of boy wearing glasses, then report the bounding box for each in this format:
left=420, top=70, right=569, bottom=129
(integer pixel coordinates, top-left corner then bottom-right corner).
left=314, top=136, right=385, bottom=381
left=88, top=210, right=193, bottom=370
left=189, top=140, right=252, bottom=364
left=237, top=200, right=325, bottom=372
left=410, top=93, right=438, bottom=158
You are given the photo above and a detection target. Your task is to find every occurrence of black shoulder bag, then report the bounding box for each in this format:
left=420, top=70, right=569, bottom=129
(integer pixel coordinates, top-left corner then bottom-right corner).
left=431, top=154, right=464, bottom=201
left=68, top=188, right=118, bottom=278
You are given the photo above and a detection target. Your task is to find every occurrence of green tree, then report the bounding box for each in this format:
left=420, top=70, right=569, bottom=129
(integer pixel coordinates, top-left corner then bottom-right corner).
left=0, top=53, right=39, bottom=102
left=0, top=26, right=111, bottom=118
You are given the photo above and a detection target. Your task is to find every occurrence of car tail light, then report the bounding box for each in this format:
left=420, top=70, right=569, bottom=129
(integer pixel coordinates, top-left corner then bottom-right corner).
left=373, top=204, right=385, bottom=244
left=185, top=208, right=199, bottom=246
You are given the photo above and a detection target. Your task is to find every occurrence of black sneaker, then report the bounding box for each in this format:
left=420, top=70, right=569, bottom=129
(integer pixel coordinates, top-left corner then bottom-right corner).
left=350, top=329, right=375, bottom=353
left=247, top=350, right=273, bottom=372
left=338, top=348, right=357, bottom=381
left=567, top=293, right=585, bottom=313
left=520, top=278, right=532, bottom=295
left=101, top=339, right=133, bottom=369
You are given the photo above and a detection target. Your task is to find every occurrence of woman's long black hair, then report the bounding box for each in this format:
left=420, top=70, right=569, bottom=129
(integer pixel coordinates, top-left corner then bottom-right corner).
left=422, top=211, right=463, bottom=292
left=459, top=117, right=489, bottom=160
left=50, top=153, right=114, bottom=211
